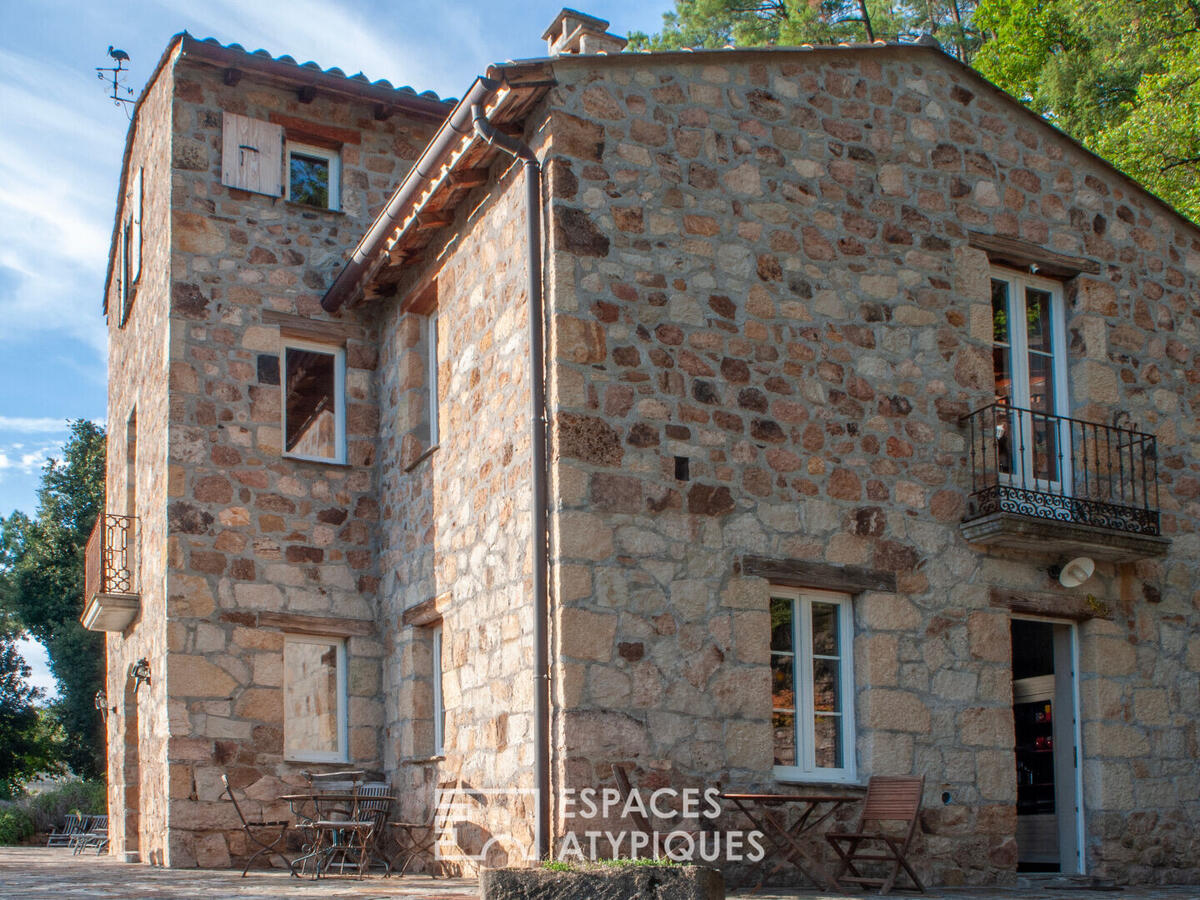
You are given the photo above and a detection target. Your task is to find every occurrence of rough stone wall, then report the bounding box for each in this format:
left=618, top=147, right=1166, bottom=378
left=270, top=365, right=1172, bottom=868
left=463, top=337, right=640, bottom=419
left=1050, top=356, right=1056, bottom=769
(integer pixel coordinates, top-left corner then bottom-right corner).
left=105, top=51, right=439, bottom=867
left=103, top=43, right=180, bottom=867
left=377, top=157, right=540, bottom=866
left=539, top=49, right=1200, bottom=885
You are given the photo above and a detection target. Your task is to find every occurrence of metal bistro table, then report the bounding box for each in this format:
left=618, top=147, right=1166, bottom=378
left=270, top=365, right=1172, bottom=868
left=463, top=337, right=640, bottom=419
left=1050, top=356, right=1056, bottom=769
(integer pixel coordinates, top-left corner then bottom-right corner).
left=721, top=791, right=857, bottom=889
left=281, top=790, right=396, bottom=879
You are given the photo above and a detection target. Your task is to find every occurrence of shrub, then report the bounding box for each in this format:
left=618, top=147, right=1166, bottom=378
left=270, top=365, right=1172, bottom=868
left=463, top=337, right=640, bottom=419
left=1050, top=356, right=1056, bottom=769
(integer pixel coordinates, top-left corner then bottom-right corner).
left=23, top=780, right=106, bottom=834
left=0, top=806, right=34, bottom=845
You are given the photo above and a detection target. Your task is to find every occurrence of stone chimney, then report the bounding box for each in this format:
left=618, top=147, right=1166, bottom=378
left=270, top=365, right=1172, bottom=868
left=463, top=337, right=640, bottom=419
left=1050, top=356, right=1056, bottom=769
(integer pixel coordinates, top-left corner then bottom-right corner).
left=542, top=8, right=628, bottom=56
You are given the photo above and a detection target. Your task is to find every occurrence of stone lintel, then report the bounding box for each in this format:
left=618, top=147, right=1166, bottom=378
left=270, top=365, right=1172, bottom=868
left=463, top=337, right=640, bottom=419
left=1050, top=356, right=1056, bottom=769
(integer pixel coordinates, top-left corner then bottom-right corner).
left=960, top=512, right=1170, bottom=562
left=989, top=587, right=1114, bottom=620
left=219, top=609, right=374, bottom=637
left=401, top=591, right=452, bottom=627
left=738, top=555, right=897, bottom=594
left=968, top=231, right=1102, bottom=277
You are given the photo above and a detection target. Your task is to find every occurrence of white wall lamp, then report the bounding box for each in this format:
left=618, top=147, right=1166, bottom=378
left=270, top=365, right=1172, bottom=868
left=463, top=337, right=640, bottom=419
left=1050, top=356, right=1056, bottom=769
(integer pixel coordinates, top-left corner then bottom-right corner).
left=1049, top=556, right=1095, bottom=588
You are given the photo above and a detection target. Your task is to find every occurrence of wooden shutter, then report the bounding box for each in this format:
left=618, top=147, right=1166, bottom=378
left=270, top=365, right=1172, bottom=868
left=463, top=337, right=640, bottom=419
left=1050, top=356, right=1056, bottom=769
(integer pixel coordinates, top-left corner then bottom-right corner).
left=129, top=167, right=143, bottom=284
left=221, top=112, right=283, bottom=196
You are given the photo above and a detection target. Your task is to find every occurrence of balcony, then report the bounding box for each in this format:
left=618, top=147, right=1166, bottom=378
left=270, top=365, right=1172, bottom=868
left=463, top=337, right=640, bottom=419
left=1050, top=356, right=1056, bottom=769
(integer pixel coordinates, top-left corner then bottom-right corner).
left=960, top=403, right=1169, bottom=562
left=81, top=514, right=140, bottom=632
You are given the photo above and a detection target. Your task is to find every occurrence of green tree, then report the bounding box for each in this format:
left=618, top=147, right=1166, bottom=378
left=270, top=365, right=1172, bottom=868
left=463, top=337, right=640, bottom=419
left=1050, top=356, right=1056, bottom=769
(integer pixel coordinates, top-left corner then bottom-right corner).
left=629, top=1, right=983, bottom=61
left=0, top=638, right=62, bottom=797
left=974, top=0, right=1200, bottom=221
left=0, top=420, right=106, bottom=779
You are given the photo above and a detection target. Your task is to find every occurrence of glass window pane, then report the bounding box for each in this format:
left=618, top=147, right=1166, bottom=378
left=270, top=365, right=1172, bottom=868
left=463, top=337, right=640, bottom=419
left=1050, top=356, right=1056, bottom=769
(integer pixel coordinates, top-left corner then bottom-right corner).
left=992, top=346, right=1013, bottom=405
left=813, top=714, right=842, bottom=769
left=1025, top=287, right=1053, bottom=353
left=770, top=597, right=793, bottom=653
left=771, top=653, right=794, bottom=712
left=810, top=602, right=839, bottom=656
left=773, top=712, right=796, bottom=766
left=290, top=153, right=329, bottom=207
left=991, top=279, right=1011, bottom=344
left=285, top=347, right=337, bottom=459
left=1027, top=352, right=1055, bottom=414
left=285, top=640, right=340, bottom=757
left=813, top=658, right=841, bottom=713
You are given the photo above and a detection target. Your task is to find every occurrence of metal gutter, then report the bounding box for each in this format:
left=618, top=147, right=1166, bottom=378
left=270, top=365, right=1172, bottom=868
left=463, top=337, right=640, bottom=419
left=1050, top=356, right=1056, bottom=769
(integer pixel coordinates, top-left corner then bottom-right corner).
left=470, top=103, right=552, bottom=863
left=321, top=77, right=500, bottom=313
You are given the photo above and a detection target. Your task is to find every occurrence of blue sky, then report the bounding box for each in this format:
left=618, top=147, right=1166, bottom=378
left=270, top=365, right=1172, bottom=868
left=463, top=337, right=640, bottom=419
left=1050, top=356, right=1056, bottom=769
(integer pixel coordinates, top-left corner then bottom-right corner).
left=2, top=1, right=666, bottom=694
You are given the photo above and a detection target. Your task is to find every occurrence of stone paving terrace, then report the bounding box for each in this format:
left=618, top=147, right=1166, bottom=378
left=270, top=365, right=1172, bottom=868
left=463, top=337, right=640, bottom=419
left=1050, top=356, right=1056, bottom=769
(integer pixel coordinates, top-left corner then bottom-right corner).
left=4, top=849, right=1200, bottom=900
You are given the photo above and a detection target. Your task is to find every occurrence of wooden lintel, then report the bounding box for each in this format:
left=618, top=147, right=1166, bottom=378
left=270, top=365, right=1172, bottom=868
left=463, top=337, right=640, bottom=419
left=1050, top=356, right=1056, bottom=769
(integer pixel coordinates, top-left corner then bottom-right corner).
left=297, top=85, right=317, bottom=104
left=373, top=103, right=393, bottom=121
left=219, top=610, right=375, bottom=638
left=989, top=587, right=1113, bottom=620
left=223, top=67, right=242, bottom=87
left=416, top=212, right=454, bottom=231
left=968, top=231, right=1102, bottom=277
left=738, top=556, right=897, bottom=594
left=448, top=168, right=490, bottom=189
left=261, top=309, right=359, bottom=344
left=401, top=591, right=451, bottom=627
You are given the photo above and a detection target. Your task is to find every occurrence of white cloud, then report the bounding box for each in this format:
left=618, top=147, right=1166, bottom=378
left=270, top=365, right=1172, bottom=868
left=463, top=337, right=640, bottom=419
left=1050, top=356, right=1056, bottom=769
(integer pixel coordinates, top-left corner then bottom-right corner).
left=0, top=417, right=71, bottom=434
left=15, top=636, right=58, bottom=701
left=0, top=441, right=64, bottom=475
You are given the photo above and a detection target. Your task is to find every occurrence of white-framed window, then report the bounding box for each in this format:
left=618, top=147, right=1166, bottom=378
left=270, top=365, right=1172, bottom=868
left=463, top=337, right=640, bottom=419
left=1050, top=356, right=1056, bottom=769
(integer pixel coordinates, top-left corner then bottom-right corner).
left=990, top=268, right=1070, bottom=488
left=432, top=624, right=445, bottom=755
left=771, top=587, right=856, bottom=783
left=281, top=339, right=346, bottom=464
left=286, top=141, right=340, bottom=210
left=427, top=313, right=440, bottom=446
left=283, top=635, right=348, bottom=763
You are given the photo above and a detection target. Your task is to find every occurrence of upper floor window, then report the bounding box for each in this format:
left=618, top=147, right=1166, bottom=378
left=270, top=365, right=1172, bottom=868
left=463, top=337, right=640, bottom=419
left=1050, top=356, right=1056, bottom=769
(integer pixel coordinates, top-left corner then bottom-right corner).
left=286, top=141, right=339, bottom=211
left=426, top=313, right=440, bottom=447
left=283, top=634, right=348, bottom=763
left=991, top=269, right=1068, bottom=485
left=771, top=588, right=856, bottom=783
left=432, top=624, right=445, bottom=755
left=282, top=340, right=345, bottom=464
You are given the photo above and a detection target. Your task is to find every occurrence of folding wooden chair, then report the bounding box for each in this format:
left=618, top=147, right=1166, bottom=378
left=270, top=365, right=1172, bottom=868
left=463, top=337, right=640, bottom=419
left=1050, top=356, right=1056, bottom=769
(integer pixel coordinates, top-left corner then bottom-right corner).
left=388, top=769, right=462, bottom=876
left=825, top=775, right=925, bottom=895
left=222, top=774, right=291, bottom=875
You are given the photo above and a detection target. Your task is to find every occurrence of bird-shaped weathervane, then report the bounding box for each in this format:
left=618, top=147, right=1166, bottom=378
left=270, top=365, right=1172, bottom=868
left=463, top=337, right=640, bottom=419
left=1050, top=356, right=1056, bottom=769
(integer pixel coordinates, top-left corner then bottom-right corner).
left=97, top=44, right=135, bottom=107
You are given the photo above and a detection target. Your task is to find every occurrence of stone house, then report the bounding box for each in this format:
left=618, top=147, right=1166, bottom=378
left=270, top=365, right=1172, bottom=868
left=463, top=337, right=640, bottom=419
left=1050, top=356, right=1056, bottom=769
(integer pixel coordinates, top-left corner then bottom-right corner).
left=84, top=10, right=1200, bottom=885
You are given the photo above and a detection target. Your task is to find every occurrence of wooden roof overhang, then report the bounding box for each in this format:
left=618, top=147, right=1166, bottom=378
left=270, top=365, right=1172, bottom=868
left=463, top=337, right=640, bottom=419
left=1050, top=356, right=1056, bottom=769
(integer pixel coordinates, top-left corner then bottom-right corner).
left=326, top=62, right=554, bottom=310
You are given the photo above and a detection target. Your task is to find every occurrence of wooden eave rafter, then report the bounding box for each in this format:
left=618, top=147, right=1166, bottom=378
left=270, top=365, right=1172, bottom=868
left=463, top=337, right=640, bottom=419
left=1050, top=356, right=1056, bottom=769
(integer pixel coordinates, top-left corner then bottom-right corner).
left=354, top=76, right=553, bottom=305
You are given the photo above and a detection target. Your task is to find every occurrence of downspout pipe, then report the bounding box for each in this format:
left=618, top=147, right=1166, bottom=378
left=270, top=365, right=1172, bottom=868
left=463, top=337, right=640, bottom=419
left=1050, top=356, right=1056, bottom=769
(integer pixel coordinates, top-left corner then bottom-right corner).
left=471, top=104, right=551, bottom=862
left=321, top=76, right=500, bottom=312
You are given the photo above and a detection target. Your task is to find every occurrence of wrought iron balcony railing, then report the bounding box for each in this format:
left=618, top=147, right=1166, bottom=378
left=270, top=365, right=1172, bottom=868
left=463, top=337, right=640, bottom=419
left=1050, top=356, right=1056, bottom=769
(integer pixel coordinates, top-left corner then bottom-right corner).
left=84, top=513, right=138, bottom=599
left=963, top=403, right=1160, bottom=537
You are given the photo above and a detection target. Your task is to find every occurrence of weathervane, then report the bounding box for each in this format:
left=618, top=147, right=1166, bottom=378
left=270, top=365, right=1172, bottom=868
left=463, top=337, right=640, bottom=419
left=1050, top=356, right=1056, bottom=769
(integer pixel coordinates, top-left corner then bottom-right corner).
left=97, top=45, right=135, bottom=107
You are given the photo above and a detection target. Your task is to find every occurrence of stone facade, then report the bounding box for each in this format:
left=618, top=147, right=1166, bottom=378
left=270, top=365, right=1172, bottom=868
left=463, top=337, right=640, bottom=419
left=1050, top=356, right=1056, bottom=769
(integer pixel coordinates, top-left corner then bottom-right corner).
left=98, top=25, right=1200, bottom=887
left=100, top=36, right=442, bottom=866
left=535, top=48, right=1200, bottom=885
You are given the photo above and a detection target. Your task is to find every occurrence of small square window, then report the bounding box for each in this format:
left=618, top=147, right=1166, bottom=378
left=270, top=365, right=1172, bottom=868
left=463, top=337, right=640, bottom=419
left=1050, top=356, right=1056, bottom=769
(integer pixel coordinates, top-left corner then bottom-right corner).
left=286, top=142, right=339, bottom=210
left=284, top=635, right=348, bottom=763
left=282, top=340, right=346, bottom=464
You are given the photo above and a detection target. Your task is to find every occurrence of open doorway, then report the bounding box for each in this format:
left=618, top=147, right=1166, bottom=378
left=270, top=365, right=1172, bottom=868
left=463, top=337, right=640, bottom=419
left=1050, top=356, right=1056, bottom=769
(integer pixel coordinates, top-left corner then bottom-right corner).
left=1011, top=618, right=1084, bottom=874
